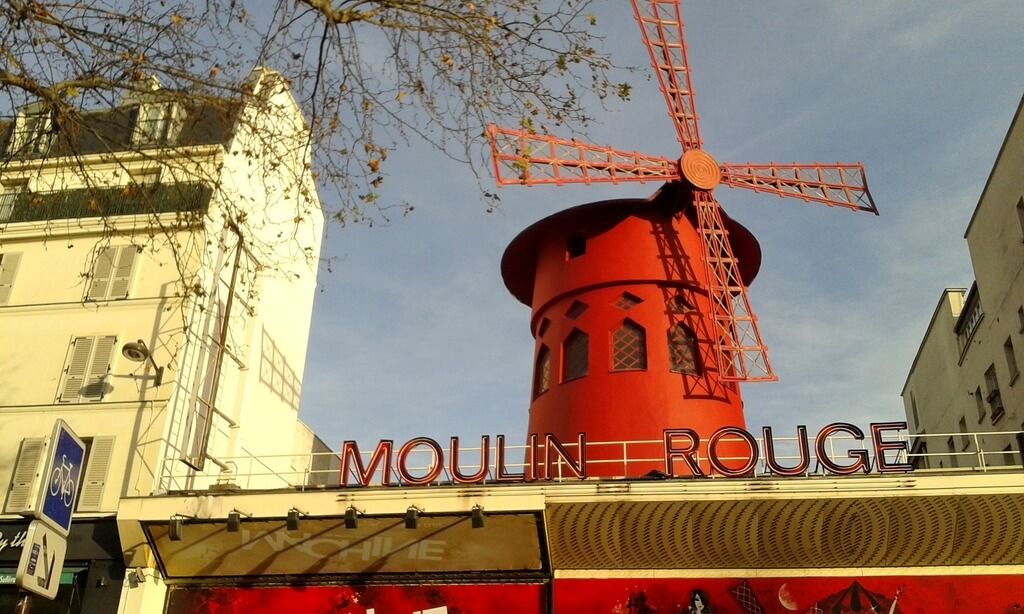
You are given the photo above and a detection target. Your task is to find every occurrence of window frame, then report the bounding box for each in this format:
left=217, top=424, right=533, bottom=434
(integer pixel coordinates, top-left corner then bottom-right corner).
left=610, top=319, right=647, bottom=372
left=668, top=323, right=701, bottom=375
left=562, top=329, right=589, bottom=382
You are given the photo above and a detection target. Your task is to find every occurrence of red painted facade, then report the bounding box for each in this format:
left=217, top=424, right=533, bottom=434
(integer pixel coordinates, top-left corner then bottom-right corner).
left=502, top=190, right=763, bottom=477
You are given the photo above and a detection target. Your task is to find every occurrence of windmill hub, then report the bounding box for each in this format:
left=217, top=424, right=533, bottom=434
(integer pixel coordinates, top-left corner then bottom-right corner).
left=679, top=149, right=721, bottom=191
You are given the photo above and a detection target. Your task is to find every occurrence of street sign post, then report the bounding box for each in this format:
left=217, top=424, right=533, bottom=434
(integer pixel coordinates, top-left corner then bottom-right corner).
left=15, top=520, right=67, bottom=600
left=33, top=420, right=86, bottom=537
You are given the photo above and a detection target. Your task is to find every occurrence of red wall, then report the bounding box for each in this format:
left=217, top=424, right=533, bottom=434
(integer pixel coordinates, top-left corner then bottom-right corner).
left=554, top=577, right=1024, bottom=613
left=166, top=583, right=545, bottom=614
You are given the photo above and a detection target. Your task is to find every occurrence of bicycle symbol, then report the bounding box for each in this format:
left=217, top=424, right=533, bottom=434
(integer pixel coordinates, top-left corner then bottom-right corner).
left=49, top=454, right=76, bottom=508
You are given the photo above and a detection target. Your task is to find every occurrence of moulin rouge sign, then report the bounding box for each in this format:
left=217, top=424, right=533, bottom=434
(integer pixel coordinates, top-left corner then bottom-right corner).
left=339, top=421, right=913, bottom=487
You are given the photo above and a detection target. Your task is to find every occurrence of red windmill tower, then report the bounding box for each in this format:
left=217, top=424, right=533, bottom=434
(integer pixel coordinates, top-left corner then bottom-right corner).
left=491, top=0, right=877, bottom=478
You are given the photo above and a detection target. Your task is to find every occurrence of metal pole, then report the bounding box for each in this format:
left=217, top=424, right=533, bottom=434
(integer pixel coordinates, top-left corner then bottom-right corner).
left=1016, top=432, right=1024, bottom=470
left=15, top=592, right=32, bottom=614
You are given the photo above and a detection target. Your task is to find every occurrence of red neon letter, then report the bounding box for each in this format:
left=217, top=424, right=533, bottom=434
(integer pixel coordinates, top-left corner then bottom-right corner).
left=340, top=440, right=393, bottom=487
left=664, top=429, right=704, bottom=477
left=494, top=434, right=524, bottom=482
left=871, top=422, right=914, bottom=474
left=545, top=433, right=587, bottom=480
left=396, top=437, right=444, bottom=486
left=762, top=425, right=810, bottom=476
left=449, top=436, right=490, bottom=484
left=815, top=423, right=869, bottom=475
left=708, top=427, right=759, bottom=477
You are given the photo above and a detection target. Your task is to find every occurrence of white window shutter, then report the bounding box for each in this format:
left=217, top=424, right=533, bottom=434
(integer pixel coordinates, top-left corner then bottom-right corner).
left=76, top=436, right=115, bottom=512
left=59, top=337, right=95, bottom=403
left=82, top=335, right=116, bottom=401
left=0, top=252, right=22, bottom=305
left=87, top=247, right=115, bottom=301
left=107, top=246, right=137, bottom=299
left=4, top=438, right=45, bottom=513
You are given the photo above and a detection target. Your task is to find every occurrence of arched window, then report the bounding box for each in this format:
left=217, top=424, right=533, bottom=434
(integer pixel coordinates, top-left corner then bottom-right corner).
left=533, top=345, right=551, bottom=398
left=612, top=320, right=647, bottom=371
left=668, top=324, right=700, bottom=374
left=563, top=329, right=589, bottom=381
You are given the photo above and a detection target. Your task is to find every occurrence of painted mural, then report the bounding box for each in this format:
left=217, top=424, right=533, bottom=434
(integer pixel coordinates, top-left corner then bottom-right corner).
left=554, top=577, right=1024, bottom=614
left=165, top=583, right=545, bottom=614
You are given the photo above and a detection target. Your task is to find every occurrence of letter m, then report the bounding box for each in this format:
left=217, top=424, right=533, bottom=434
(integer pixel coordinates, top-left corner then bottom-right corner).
left=341, top=440, right=394, bottom=486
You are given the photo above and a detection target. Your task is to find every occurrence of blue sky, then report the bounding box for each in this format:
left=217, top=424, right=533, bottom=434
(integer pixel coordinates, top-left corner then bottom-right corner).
left=297, top=2, right=1024, bottom=450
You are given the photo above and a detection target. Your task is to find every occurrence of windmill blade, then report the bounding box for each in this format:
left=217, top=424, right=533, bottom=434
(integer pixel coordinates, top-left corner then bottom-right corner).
left=692, top=191, right=777, bottom=382
left=487, top=125, right=680, bottom=186
left=720, top=163, right=878, bottom=214
left=631, top=0, right=702, bottom=151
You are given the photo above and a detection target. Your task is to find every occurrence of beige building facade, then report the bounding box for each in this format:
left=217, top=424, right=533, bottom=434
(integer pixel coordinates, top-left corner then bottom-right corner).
left=0, top=68, right=328, bottom=611
left=902, top=95, right=1024, bottom=469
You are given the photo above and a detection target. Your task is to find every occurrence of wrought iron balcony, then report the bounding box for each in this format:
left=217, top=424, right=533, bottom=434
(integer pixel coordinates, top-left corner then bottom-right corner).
left=0, top=183, right=212, bottom=224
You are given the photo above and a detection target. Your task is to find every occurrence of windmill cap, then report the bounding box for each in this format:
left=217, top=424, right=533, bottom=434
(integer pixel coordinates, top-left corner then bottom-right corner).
left=501, top=190, right=762, bottom=306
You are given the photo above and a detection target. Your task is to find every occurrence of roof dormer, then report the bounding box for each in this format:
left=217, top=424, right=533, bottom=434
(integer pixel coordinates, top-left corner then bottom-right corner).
left=9, top=102, right=54, bottom=156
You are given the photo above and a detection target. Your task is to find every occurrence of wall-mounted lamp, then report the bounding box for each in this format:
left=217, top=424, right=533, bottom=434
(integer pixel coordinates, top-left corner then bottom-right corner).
left=286, top=508, right=306, bottom=532
left=344, top=506, right=359, bottom=529
left=122, top=339, right=165, bottom=386
left=227, top=509, right=251, bottom=533
left=404, top=506, right=421, bottom=529
left=471, top=505, right=485, bottom=529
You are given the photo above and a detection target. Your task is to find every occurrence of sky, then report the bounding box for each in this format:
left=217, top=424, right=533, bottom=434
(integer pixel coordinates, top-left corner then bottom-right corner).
left=297, top=1, right=1024, bottom=451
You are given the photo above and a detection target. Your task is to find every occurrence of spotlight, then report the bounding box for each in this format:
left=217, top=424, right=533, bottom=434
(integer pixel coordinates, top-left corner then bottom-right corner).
left=121, top=339, right=165, bottom=386
left=227, top=511, right=241, bottom=533
left=169, top=517, right=184, bottom=541
left=344, top=506, right=358, bottom=529
left=404, top=506, right=420, bottom=529
left=287, top=508, right=302, bottom=531
left=471, top=505, right=485, bottom=529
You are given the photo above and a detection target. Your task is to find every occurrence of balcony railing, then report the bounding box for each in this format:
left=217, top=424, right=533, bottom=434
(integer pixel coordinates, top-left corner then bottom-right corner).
left=159, top=428, right=1024, bottom=492
left=0, top=183, right=212, bottom=224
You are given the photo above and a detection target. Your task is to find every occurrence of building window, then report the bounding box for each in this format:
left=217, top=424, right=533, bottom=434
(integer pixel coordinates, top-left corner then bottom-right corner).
left=613, top=292, right=643, bottom=311
left=985, top=364, right=1004, bottom=423
left=911, top=438, right=928, bottom=470
left=1018, top=306, right=1024, bottom=334
left=1005, top=337, right=1020, bottom=383
left=533, top=345, right=551, bottom=398
left=956, top=293, right=984, bottom=354
left=958, top=417, right=969, bottom=451
left=975, top=386, right=985, bottom=422
left=668, top=324, right=700, bottom=374
left=910, top=392, right=920, bottom=429
left=667, top=293, right=694, bottom=313
left=562, top=329, right=588, bottom=381
left=536, top=317, right=550, bottom=338
left=10, top=109, right=53, bottom=155
left=57, top=336, right=117, bottom=403
left=129, top=168, right=162, bottom=186
left=133, top=103, right=184, bottom=145
left=0, top=252, right=22, bottom=305
left=1004, top=445, right=1016, bottom=467
left=0, top=179, right=28, bottom=222
left=76, top=436, right=115, bottom=512
left=946, top=437, right=958, bottom=468
left=87, top=245, right=139, bottom=301
left=565, top=300, right=588, bottom=320
left=612, top=320, right=647, bottom=371
left=566, top=234, right=586, bottom=259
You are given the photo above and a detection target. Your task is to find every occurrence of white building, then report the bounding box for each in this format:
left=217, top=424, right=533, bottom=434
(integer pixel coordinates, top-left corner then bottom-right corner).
left=0, top=68, right=330, bottom=611
left=902, top=95, right=1024, bottom=470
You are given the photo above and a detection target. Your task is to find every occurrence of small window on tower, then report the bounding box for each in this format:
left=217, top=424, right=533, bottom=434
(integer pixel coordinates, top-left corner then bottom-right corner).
left=668, top=293, right=694, bottom=313
left=612, top=320, right=647, bottom=371
left=562, top=329, right=588, bottom=381
left=533, top=346, right=551, bottom=398
left=668, top=324, right=700, bottom=374
left=536, top=318, right=551, bottom=338
left=613, top=292, right=643, bottom=311
left=566, top=234, right=586, bottom=259
left=565, top=300, right=588, bottom=320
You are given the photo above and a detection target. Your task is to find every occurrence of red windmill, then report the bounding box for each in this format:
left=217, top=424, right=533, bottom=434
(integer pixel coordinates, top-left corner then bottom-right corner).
left=491, top=1, right=877, bottom=477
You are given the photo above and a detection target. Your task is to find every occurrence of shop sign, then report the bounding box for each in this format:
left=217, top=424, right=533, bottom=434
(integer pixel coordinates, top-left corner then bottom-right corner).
left=0, top=527, right=28, bottom=557
left=339, top=421, right=912, bottom=486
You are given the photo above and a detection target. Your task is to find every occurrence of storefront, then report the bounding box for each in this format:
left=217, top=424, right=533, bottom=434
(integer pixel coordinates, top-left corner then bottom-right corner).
left=0, top=519, right=124, bottom=613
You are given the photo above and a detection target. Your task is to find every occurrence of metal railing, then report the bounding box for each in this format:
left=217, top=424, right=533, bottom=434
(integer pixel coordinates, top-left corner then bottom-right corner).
left=161, top=429, right=1024, bottom=492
